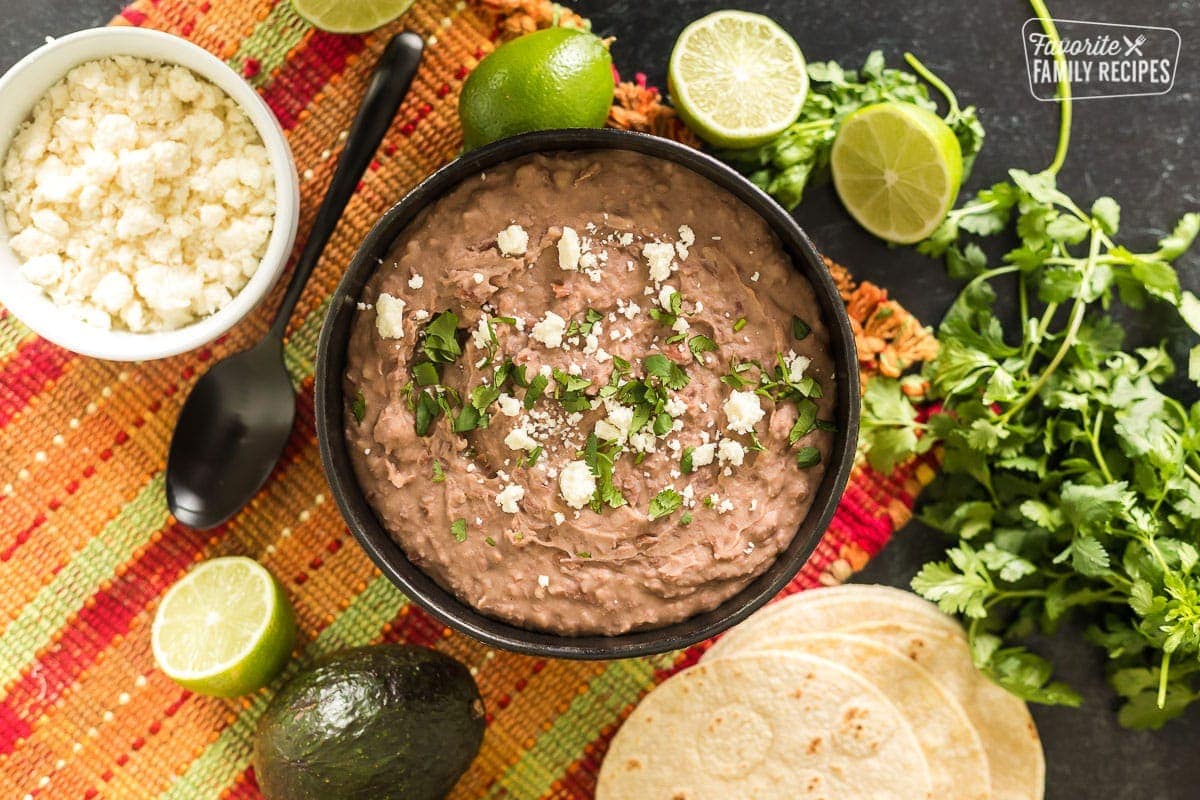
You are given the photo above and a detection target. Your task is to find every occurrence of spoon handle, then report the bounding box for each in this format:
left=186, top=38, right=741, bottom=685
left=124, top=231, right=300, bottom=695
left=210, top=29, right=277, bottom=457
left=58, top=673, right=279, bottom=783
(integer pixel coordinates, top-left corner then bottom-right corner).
left=269, top=31, right=425, bottom=340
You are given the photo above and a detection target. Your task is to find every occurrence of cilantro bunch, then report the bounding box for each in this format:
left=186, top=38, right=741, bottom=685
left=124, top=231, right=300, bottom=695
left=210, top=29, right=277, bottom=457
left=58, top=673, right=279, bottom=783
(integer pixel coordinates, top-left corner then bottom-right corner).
left=856, top=5, right=1200, bottom=726
left=716, top=51, right=984, bottom=211
left=908, top=172, right=1200, bottom=726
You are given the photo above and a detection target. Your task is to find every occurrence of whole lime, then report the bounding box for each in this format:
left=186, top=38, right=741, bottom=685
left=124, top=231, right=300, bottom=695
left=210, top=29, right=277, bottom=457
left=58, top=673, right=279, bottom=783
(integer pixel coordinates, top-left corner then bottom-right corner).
left=458, top=27, right=614, bottom=150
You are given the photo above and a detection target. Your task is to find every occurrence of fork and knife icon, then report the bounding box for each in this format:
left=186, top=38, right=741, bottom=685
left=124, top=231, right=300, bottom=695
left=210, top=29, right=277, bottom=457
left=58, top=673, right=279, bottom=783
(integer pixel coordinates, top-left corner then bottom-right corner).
left=1123, top=34, right=1147, bottom=56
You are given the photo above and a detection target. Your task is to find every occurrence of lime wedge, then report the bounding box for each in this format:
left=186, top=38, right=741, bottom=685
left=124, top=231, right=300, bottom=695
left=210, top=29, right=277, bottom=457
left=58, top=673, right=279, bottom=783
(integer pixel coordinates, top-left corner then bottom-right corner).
left=152, top=556, right=295, bottom=697
left=668, top=11, right=808, bottom=149
left=291, top=0, right=414, bottom=33
left=831, top=102, right=963, bottom=244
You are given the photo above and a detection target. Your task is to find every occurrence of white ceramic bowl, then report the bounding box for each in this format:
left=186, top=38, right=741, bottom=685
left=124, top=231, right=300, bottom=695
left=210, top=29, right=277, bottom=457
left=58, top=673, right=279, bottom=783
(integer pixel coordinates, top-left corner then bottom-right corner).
left=0, top=27, right=300, bottom=361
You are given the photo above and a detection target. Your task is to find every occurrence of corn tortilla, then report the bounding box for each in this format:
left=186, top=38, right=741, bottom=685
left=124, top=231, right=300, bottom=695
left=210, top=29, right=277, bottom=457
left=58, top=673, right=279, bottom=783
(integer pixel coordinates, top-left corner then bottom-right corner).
left=711, top=632, right=990, bottom=800
left=596, top=652, right=932, bottom=800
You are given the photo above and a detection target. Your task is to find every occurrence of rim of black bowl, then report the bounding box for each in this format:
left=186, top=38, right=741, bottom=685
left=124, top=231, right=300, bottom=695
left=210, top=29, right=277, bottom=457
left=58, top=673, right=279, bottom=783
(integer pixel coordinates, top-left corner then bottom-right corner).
left=315, top=128, right=861, bottom=660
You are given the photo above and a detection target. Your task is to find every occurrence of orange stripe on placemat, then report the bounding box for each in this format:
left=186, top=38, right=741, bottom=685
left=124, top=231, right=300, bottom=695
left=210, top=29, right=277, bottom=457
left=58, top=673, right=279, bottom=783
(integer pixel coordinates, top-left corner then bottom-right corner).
left=0, top=339, right=74, bottom=429
left=260, top=31, right=368, bottom=129
left=0, top=522, right=208, bottom=755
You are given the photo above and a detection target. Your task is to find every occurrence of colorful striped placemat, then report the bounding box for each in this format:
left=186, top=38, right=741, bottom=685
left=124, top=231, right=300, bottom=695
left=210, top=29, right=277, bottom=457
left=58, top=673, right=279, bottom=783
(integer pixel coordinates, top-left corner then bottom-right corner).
left=0, top=1, right=938, bottom=797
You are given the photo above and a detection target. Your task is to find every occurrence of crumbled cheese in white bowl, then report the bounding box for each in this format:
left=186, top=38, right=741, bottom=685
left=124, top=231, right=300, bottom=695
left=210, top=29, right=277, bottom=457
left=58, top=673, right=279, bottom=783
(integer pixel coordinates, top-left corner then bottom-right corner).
left=0, top=28, right=300, bottom=361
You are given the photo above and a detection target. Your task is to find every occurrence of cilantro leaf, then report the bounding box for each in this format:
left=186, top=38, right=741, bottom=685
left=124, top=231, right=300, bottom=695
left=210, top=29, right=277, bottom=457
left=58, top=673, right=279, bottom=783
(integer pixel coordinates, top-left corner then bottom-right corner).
left=648, top=488, right=683, bottom=521
left=422, top=311, right=462, bottom=364
left=680, top=447, right=696, bottom=474
left=450, top=518, right=468, bottom=542
left=431, top=459, right=446, bottom=483
left=524, top=374, right=549, bottom=408
left=794, top=446, right=821, bottom=469
left=688, top=334, right=718, bottom=362
left=352, top=390, right=366, bottom=423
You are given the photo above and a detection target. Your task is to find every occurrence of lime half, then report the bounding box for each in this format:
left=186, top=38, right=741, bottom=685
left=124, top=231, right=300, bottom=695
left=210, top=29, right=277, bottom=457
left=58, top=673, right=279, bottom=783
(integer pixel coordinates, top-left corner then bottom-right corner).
left=831, top=102, right=963, bottom=244
left=152, top=556, right=295, bottom=697
left=668, top=11, right=808, bottom=149
left=291, top=0, right=414, bottom=33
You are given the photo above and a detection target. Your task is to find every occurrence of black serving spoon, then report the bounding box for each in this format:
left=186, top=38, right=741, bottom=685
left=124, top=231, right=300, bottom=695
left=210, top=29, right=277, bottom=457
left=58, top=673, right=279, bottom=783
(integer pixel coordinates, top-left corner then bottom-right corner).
left=166, top=32, right=424, bottom=530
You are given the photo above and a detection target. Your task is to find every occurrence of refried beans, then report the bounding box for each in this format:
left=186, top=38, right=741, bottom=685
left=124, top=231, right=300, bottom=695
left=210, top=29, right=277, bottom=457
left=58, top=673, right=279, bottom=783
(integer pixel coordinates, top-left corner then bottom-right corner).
left=344, top=149, right=836, bottom=635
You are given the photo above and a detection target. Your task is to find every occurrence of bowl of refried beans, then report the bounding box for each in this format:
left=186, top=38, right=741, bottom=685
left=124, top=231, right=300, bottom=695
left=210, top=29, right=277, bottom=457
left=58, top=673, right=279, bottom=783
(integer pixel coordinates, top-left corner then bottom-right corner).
left=316, top=129, right=860, bottom=659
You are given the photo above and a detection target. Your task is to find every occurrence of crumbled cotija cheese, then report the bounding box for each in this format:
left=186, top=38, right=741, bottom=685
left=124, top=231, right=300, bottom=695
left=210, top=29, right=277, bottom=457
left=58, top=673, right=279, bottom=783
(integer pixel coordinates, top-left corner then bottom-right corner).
left=496, top=224, right=528, bottom=256
left=558, top=460, right=596, bottom=509
left=0, top=56, right=276, bottom=331
left=375, top=293, right=406, bottom=339
left=495, top=483, right=525, bottom=513
left=723, top=390, right=765, bottom=434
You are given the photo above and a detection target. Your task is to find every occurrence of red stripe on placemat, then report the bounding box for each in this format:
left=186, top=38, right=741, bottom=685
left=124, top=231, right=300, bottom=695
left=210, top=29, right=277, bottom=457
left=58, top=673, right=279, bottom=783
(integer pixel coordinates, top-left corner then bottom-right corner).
left=0, top=338, right=74, bottom=428
left=260, top=31, right=367, bottom=130
left=0, top=522, right=209, bottom=755
left=120, top=8, right=148, bottom=26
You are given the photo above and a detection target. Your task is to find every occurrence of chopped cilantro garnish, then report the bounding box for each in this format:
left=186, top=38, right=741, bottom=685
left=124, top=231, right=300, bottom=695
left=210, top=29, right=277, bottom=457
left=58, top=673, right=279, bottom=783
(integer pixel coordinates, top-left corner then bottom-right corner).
left=352, top=390, right=366, bottom=423
left=794, top=446, right=821, bottom=469
left=524, top=374, right=549, bottom=407
left=688, top=334, right=718, bottom=362
left=703, top=495, right=716, bottom=508
left=521, top=446, right=543, bottom=468
left=494, top=358, right=528, bottom=389
left=452, top=404, right=482, bottom=433
left=648, top=488, right=683, bottom=521
left=565, top=308, right=604, bottom=337
left=652, top=411, right=673, bottom=436
left=484, top=536, right=496, bottom=547
left=412, top=361, right=440, bottom=387
left=788, top=398, right=819, bottom=445
left=575, top=551, right=592, bottom=559
left=791, top=315, right=811, bottom=340
left=680, top=512, right=693, bottom=526
left=422, top=311, right=462, bottom=363
left=414, top=389, right=441, bottom=436
left=431, top=459, right=446, bottom=483
left=471, top=384, right=501, bottom=413
left=582, top=433, right=626, bottom=511
left=733, top=317, right=748, bottom=332
left=643, top=354, right=689, bottom=391
left=450, top=518, right=468, bottom=542
left=815, top=419, right=838, bottom=432
left=680, top=446, right=696, bottom=474
left=553, top=368, right=593, bottom=412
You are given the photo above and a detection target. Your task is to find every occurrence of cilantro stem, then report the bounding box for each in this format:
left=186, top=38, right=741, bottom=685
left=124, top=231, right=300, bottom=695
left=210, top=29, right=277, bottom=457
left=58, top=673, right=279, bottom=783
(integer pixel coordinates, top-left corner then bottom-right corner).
left=1159, top=651, right=1171, bottom=710
left=1186, top=464, right=1200, bottom=485
left=1001, top=229, right=1100, bottom=423
left=903, top=52, right=961, bottom=117
left=1018, top=274, right=1030, bottom=335
left=1028, top=0, right=1072, bottom=175
left=946, top=199, right=998, bottom=223
left=1085, top=408, right=1115, bottom=483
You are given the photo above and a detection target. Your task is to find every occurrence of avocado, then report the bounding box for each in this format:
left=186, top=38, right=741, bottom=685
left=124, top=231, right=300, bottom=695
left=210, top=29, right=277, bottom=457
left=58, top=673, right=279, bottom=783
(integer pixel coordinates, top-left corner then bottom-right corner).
left=253, top=644, right=486, bottom=800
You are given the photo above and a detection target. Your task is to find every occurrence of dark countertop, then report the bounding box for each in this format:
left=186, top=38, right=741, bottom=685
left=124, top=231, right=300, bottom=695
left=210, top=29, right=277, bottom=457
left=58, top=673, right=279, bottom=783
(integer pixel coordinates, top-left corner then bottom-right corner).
left=3, top=1, right=1198, bottom=797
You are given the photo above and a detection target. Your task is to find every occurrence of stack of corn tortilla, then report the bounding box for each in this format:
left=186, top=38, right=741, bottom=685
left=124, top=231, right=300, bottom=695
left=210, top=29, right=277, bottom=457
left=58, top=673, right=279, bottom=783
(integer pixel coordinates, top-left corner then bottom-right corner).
left=597, top=585, right=1044, bottom=800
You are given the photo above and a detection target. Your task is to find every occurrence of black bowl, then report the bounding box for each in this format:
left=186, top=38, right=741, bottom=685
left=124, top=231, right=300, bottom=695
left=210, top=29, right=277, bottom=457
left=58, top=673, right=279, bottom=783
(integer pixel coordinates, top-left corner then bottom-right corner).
left=315, top=128, right=860, bottom=660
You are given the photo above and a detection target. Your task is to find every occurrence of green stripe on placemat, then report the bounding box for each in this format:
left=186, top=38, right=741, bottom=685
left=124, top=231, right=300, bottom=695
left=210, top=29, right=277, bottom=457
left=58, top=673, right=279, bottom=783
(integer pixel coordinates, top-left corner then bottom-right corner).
left=0, top=314, right=32, bottom=359
left=227, top=2, right=314, bottom=87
